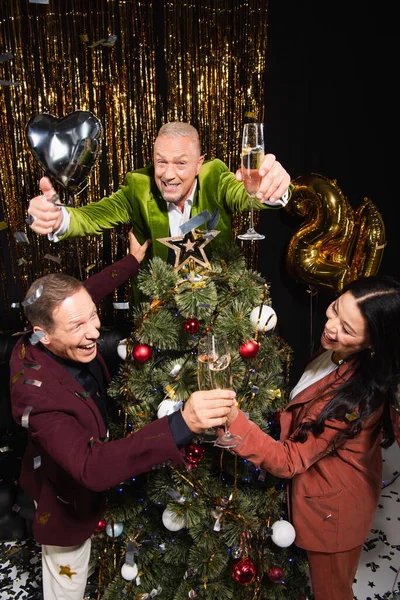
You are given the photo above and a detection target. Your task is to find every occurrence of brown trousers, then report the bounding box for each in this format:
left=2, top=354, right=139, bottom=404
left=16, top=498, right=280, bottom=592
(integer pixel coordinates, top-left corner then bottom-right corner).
left=307, top=545, right=363, bottom=600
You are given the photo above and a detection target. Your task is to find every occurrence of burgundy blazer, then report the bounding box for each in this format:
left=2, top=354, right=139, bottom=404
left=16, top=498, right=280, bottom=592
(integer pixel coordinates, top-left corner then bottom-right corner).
left=10, top=254, right=185, bottom=546
left=229, top=358, right=384, bottom=553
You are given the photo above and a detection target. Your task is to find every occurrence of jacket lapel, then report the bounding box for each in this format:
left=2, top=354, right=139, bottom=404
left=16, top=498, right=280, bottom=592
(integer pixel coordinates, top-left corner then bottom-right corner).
left=148, top=194, right=170, bottom=261
left=280, top=360, right=355, bottom=441
left=27, top=342, right=108, bottom=436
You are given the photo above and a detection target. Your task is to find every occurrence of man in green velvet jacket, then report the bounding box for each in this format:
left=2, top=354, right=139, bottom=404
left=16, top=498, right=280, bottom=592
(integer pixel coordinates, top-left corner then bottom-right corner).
left=27, top=122, right=291, bottom=300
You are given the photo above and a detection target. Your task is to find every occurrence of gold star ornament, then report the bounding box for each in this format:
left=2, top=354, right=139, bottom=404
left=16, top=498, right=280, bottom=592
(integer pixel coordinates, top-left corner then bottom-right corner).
left=158, top=229, right=220, bottom=272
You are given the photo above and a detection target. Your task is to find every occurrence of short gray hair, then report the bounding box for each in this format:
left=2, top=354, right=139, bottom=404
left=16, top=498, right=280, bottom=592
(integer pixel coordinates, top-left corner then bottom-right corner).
left=157, top=122, right=201, bottom=154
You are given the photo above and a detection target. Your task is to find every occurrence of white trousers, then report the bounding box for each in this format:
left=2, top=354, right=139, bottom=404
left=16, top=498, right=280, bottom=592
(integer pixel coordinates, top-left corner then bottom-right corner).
left=41, top=538, right=91, bottom=600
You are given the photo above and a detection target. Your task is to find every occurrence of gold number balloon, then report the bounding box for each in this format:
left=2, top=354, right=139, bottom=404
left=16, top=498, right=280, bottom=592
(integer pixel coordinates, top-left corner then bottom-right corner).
left=285, top=174, right=386, bottom=294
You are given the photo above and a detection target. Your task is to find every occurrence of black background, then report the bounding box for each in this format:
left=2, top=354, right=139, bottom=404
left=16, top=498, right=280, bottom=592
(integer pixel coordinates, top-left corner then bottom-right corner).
left=259, top=0, right=391, bottom=384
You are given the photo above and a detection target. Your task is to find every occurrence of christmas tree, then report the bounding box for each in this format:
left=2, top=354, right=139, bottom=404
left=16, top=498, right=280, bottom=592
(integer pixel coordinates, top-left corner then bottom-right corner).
left=91, top=221, right=311, bottom=600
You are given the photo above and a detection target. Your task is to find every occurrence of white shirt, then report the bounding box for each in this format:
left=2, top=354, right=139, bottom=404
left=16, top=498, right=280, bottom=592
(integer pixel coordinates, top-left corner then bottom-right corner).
left=48, top=180, right=289, bottom=242
left=167, top=183, right=195, bottom=237
left=289, top=350, right=338, bottom=401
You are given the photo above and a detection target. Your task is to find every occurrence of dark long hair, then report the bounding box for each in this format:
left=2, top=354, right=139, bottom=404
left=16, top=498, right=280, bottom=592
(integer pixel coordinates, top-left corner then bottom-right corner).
left=293, top=275, right=400, bottom=448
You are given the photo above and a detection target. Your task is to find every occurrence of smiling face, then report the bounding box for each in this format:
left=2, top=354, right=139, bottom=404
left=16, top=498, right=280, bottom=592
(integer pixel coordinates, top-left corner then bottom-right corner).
left=37, top=287, right=101, bottom=363
left=153, top=134, right=204, bottom=211
left=321, top=291, right=371, bottom=360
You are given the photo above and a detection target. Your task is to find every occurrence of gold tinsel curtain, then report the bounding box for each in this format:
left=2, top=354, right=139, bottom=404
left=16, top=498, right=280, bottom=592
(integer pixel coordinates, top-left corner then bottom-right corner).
left=0, top=0, right=268, bottom=331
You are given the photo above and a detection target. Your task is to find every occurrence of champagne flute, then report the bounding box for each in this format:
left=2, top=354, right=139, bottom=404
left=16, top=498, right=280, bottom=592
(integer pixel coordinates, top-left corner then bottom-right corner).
left=197, top=334, right=219, bottom=443
left=208, top=334, right=241, bottom=449
left=237, top=122, right=265, bottom=241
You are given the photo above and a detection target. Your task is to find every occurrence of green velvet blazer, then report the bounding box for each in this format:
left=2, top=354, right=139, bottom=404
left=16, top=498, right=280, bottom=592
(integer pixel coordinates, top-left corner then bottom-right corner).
left=61, top=158, right=281, bottom=301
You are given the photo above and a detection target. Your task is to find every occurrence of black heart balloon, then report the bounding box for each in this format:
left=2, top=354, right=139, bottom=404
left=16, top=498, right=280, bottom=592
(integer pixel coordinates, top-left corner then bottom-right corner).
left=25, top=111, right=102, bottom=192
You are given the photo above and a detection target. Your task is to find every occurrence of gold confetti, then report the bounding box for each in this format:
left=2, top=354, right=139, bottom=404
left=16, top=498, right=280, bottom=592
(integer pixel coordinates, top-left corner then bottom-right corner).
left=10, top=370, right=24, bottom=386
left=58, top=564, right=77, bottom=579
left=345, top=411, right=359, bottom=422
left=37, top=511, right=51, bottom=525
left=165, top=385, right=176, bottom=399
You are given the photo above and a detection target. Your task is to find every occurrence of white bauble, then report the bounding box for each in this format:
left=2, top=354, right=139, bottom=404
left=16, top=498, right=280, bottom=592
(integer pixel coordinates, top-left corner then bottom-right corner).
left=271, top=519, right=296, bottom=547
left=117, top=339, right=127, bottom=360
left=162, top=506, right=186, bottom=531
left=250, top=305, right=277, bottom=332
left=105, top=522, right=124, bottom=537
left=121, top=562, right=138, bottom=581
left=157, top=399, right=183, bottom=419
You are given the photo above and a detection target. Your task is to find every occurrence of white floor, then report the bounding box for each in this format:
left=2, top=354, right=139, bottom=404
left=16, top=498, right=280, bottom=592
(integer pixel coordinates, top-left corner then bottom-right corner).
left=353, top=443, right=400, bottom=599
left=1, top=444, right=399, bottom=600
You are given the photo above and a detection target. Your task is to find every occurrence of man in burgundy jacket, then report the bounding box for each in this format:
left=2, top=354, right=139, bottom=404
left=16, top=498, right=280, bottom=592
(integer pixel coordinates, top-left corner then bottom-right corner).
left=10, top=231, right=235, bottom=600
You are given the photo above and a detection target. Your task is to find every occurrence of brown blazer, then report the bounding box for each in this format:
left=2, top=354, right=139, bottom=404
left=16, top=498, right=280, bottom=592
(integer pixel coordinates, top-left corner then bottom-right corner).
left=229, top=358, right=384, bottom=553
left=10, top=254, right=185, bottom=546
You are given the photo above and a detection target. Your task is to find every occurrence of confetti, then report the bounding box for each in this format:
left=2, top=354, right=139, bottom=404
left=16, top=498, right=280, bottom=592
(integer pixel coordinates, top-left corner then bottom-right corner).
left=0, top=79, right=19, bottom=86
left=88, top=34, right=117, bottom=48
left=22, top=284, right=43, bottom=306
left=0, top=52, right=13, bottom=62
left=30, top=330, right=46, bottom=345
left=23, top=379, right=42, bottom=387
left=113, top=302, right=130, bottom=309
left=44, top=253, right=62, bottom=264
left=58, top=564, right=77, bottom=578
left=180, top=210, right=211, bottom=235
left=22, top=361, right=41, bottom=370
left=125, top=541, right=136, bottom=566
left=21, top=405, right=33, bottom=428
left=10, top=370, right=24, bottom=385
left=169, top=364, right=182, bottom=377
left=167, top=489, right=186, bottom=503
left=14, top=231, right=30, bottom=243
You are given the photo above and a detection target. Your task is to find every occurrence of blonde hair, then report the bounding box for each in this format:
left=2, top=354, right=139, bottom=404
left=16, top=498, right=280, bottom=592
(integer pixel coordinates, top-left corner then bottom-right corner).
left=157, top=122, right=201, bottom=154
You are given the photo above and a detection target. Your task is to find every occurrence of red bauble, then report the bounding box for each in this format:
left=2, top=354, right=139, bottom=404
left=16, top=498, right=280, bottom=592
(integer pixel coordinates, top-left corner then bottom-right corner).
left=186, top=443, right=206, bottom=464
left=183, top=317, right=200, bottom=335
left=95, top=518, right=107, bottom=532
left=239, top=340, right=260, bottom=359
left=231, top=558, right=257, bottom=585
left=267, top=565, right=284, bottom=583
left=132, top=344, right=152, bottom=363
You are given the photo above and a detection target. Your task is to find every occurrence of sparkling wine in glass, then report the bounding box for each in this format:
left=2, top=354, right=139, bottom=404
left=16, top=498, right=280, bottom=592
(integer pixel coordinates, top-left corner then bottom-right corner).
left=208, top=335, right=241, bottom=449
left=197, top=335, right=219, bottom=443
left=237, top=122, right=265, bottom=241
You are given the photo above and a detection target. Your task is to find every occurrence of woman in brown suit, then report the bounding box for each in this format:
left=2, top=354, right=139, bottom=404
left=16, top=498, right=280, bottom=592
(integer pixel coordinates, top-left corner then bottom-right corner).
left=226, top=275, right=400, bottom=600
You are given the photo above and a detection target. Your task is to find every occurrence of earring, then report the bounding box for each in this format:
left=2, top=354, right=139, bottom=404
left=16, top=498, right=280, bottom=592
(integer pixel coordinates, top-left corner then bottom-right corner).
left=370, top=349, right=375, bottom=358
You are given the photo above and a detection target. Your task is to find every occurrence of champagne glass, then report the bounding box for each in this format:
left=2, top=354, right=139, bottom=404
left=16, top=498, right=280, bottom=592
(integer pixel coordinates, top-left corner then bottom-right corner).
left=237, top=122, right=265, bottom=241
left=208, top=334, right=241, bottom=449
left=197, top=335, right=219, bottom=443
